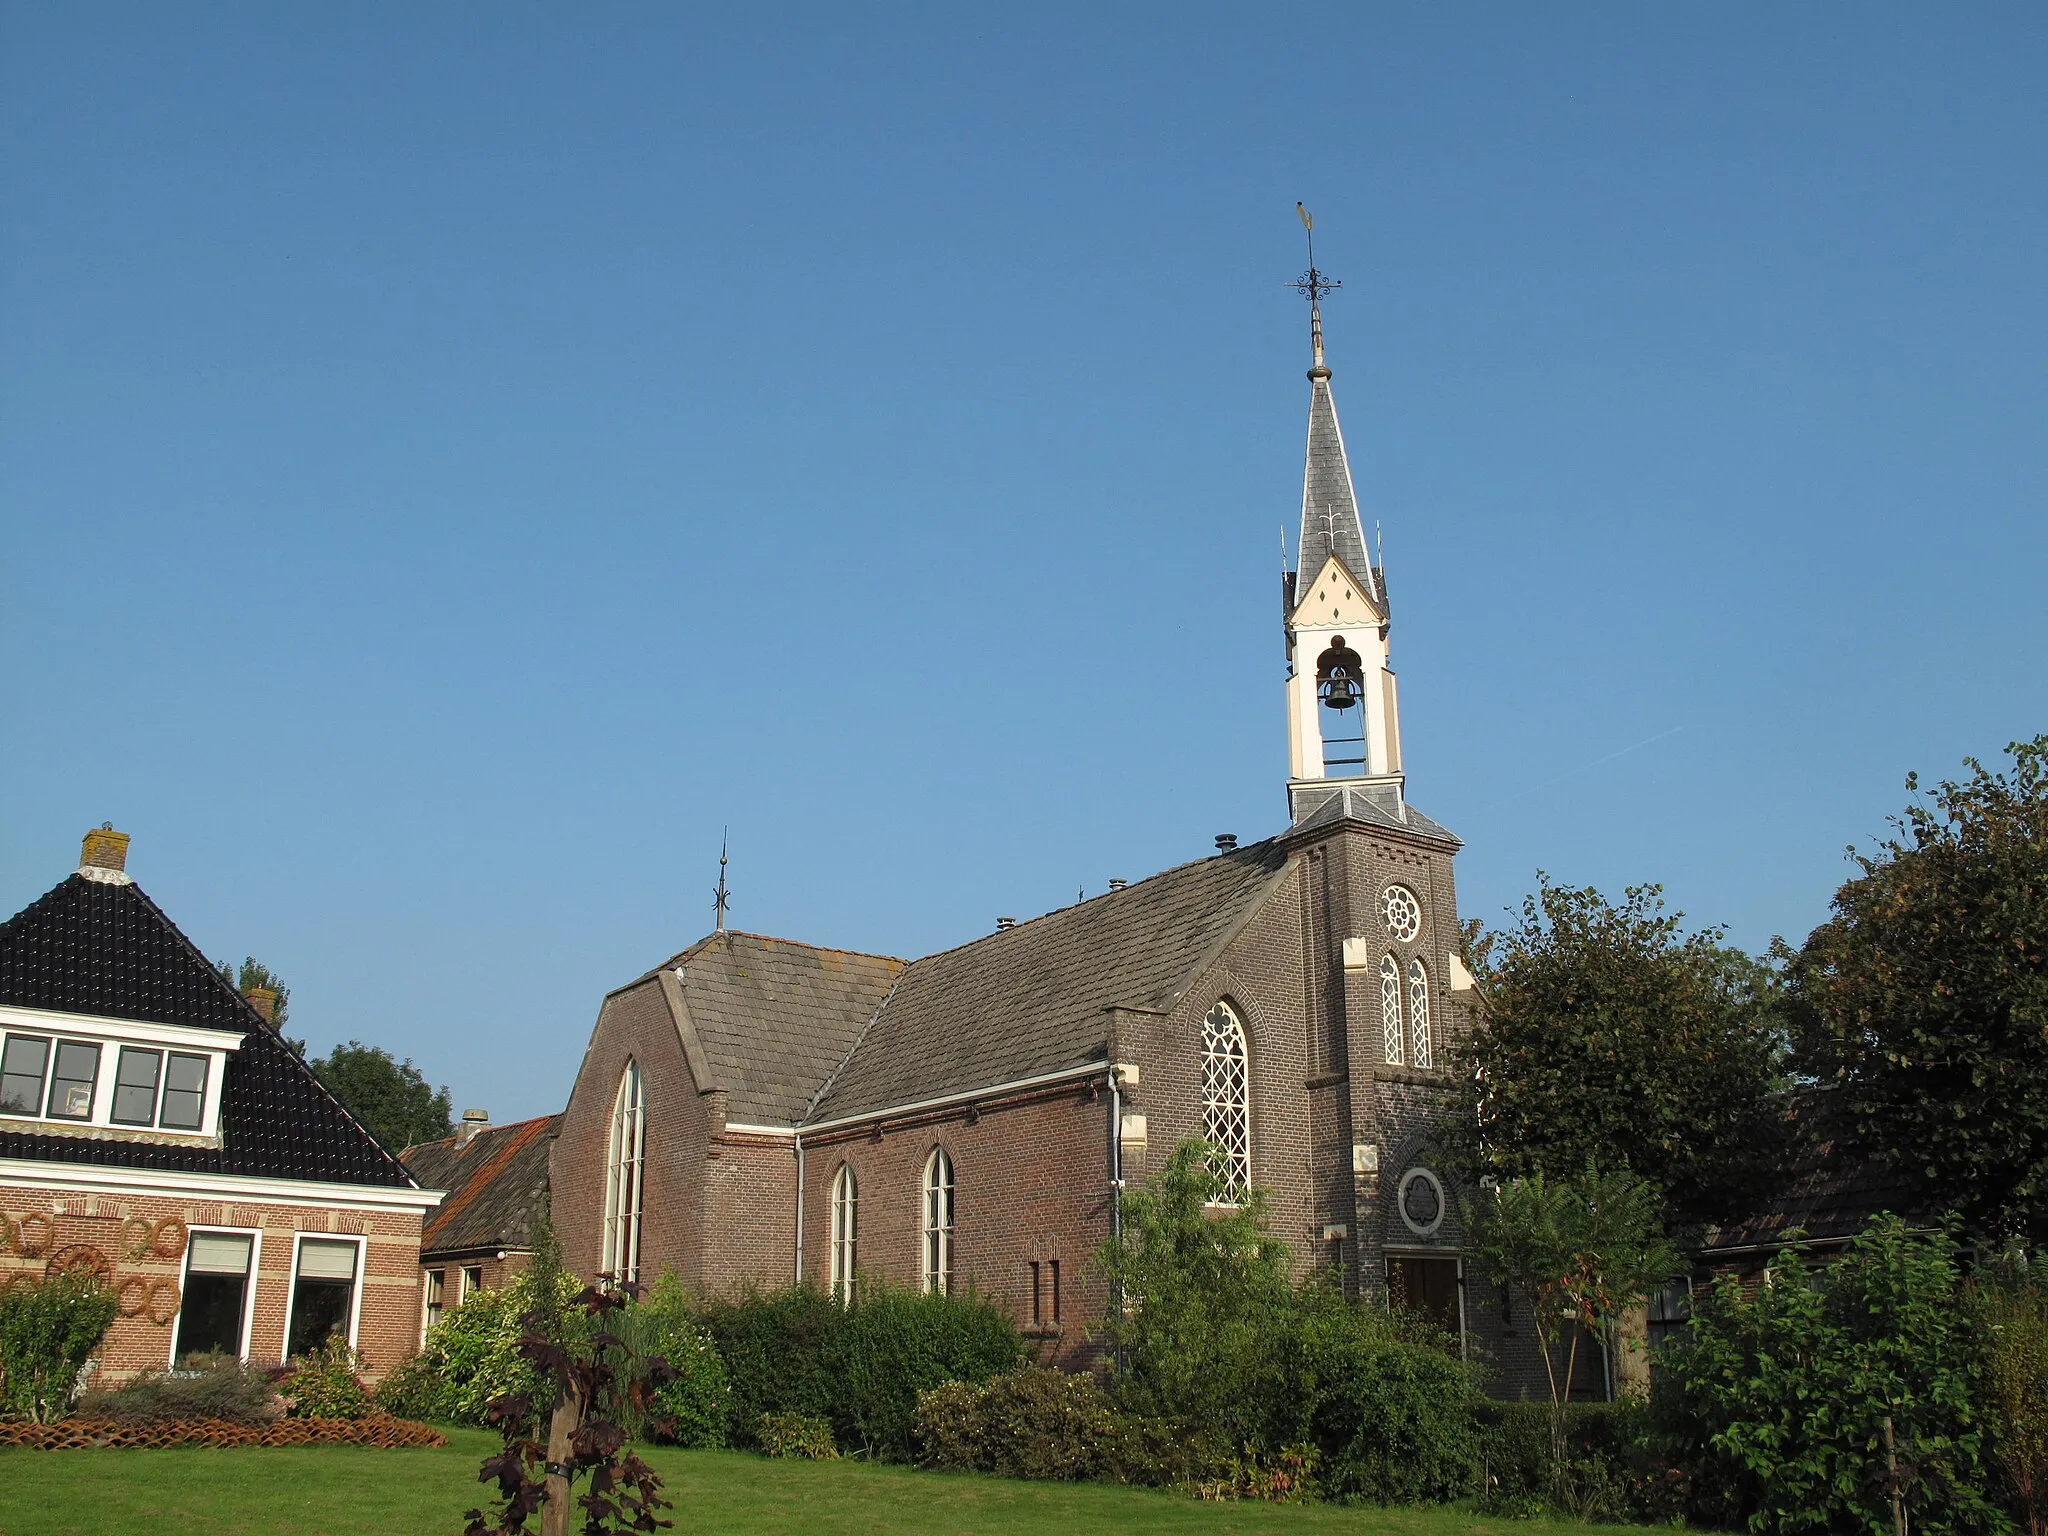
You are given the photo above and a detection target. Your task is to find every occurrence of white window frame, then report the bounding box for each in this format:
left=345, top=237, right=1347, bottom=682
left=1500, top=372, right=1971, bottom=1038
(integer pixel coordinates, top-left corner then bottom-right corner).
left=921, top=1148, right=954, bottom=1295
left=0, top=1006, right=233, bottom=1138
left=281, top=1231, right=367, bottom=1357
left=167, top=1225, right=264, bottom=1368
left=1379, top=954, right=1404, bottom=1066
left=828, top=1163, right=857, bottom=1304
left=1407, top=958, right=1432, bottom=1069
left=421, top=1267, right=447, bottom=1346
left=1200, top=1001, right=1252, bottom=1206
left=602, top=1059, right=646, bottom=1285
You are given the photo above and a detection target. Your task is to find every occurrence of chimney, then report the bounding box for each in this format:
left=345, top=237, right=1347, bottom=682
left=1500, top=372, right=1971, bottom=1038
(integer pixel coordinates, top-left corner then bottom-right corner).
left=1107, top=878, right=1127, bottom=892
left=1214, top=833, right=1239, bottom=853
left=78, top=823, right=131, bottom=879
left=458, top=1108, right=490, bottom=1145
left=242, top=987, right=278, bottom=1026
left=995, top=916, right=1016, bottom=931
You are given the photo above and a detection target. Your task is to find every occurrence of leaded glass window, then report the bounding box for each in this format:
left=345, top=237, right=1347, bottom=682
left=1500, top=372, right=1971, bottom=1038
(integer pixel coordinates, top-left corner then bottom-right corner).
left=829, top=1164, right=858, bottom=1304
left=1408, top=959, right=1432, bottom=1069
left=922, top=1149, right=954, bottom=1294
left=1201, top=1002, right=1251, bottom=1205
left=602, top=1060, right=645, bottom=1284
left=1379, top=955, right=1404, bottom=1066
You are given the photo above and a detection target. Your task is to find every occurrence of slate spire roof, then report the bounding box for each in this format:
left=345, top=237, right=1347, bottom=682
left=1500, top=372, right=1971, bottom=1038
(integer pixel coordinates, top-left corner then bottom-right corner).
left=1294, top=324, right=1380, bottom=606
left=0, top=873, right=419, bottom=1190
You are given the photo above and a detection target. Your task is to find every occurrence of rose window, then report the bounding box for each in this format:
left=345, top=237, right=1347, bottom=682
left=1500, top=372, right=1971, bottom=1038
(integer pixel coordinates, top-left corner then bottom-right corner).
left=1382, top=885, right=1421, bottom=943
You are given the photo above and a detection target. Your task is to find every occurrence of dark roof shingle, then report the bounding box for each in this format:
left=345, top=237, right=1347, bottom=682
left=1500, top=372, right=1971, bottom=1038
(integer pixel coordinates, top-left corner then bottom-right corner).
left=404, top=1115, right=558, bottom=1257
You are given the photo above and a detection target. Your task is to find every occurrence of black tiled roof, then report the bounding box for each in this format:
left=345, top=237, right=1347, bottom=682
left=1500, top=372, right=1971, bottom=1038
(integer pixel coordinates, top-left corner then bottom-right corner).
left=0, top=875, right=418, bottom=1190
left=403, top=1115, right=557, bottom=1259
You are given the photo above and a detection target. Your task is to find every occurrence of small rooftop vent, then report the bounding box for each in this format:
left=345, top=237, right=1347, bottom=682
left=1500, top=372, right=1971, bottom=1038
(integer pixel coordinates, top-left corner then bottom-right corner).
left=1107, top=878, right=1127, bottom=892
left=995, top=916, right=1016, bottom=931
left=1214, top=833, right=1239, bottom=853
left=458, top=1108, right=490, bottom=1145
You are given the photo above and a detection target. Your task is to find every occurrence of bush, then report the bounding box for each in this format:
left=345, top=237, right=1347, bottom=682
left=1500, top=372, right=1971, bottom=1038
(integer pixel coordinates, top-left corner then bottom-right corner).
left=1661, top=1215, right=2008, bottom=1534
left=1295, top=1313, right=1477, bottom=1504
left=620, top=1270, right=730, bottom=1449
left=76, top=1353, right=281, bottom=1426
left=0, top=1272, right=119, bottom=1422
left=1474, top=1400, right=1685, bottom=1522
left=371, top=1349, right=452, bottom=1422
left=757, top=1410, right=837, bottom=1459
left=400, top=1262, right=581, bottom=1427
left=281, top=1333, right=369, bottom=1419
left=702, top=1281, right=1020, bottom=1460
left=916, top=1366, right=1114, bottom=1480
left=1983, top=1254, right=2048, bottom=1534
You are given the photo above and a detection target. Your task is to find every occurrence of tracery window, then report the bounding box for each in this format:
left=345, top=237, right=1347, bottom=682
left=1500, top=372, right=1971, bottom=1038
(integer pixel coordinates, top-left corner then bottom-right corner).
left=1379, top=955, right=1405, bottom=1066
left=602, top=1059, right=646, bottom=1284
left=1408, top=959, right=1432, bottom=1069
left=922, top=1149, right=955, bottom=1294
left=829, top=1164, right=858, bottom=1304
left=1382, top=885, right=1422, bottom=943
left=1201, top=1002, right=1251, bottom=1205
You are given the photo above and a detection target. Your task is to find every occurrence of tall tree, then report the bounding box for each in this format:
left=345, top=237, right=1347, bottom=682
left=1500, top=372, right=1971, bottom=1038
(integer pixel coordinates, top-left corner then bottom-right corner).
left=1443, top=880, right=1790, bottom=1230
left=1786, top=735, right=2048, bottom=1246
left=310, top=1041, right=455, bottom=1152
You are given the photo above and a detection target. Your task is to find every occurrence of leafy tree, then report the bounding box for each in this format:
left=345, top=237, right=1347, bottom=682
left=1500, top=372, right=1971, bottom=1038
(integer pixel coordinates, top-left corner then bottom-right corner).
left=309, top=1040, right=453, bottom=1152
left=1444, top=879, right=1790, bottom=1229
left=1785, top=735, right=2048, bottom=1246
left=1463, top=1165, right=1679, bottom=1483
left=1662, top=1216, right=2007, bottom=1535
left=218, top=956, right=298, bottom=1047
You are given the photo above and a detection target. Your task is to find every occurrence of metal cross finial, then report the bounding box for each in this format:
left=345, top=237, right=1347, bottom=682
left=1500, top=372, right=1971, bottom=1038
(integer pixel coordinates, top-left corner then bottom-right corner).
left=1289, top=203, right=1340, bottom=371
left=712, top=829, right=732, bottom=933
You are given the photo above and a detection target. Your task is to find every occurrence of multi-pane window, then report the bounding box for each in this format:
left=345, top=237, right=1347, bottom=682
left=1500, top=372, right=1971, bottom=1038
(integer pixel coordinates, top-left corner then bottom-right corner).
left=47, top=1042, right=101, bottom=1120
left=111, top=1047, right=162, bottom=1125
left=423, top=1269, right=447, bottom=1339
left=0, top=1032, right=212, bottom=1130
left=1201, top=1002, right=1251, bottom=1205
left=177, top=1231, right=256, bottom=1361
left=0, top=1036, right=52, bottom=1116
left=602, top=1060, right=646, bottom=1284
left=829, top=1164, right=858, bottom=1303
left=922, top=1149, right=954, bottom=1295
left=1407, top=960, right=1432, bottom=1069
left=159, top=1054, right=208, bottom=1130
left=1379, top=955, right=1404, bottom=1066
left=287, top=1238, right=359, bottom=1358
left=462, top=1265, right=484, bottom=1300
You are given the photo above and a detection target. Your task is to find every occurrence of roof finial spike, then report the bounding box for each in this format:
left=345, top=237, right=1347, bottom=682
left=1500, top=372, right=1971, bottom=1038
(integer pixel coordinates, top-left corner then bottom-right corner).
left=1292, top=202, right=1339, bottom=378
left=712, top=828, right=732, bottom=934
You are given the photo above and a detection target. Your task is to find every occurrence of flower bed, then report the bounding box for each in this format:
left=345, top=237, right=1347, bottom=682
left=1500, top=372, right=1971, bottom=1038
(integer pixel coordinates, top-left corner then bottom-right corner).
left=0, top=1413, right=445, bottom=1450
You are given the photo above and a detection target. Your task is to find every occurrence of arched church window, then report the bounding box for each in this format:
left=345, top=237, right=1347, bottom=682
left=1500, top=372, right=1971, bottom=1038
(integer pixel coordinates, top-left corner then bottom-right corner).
left=922, top=1148, right=954, bottom=1295
left=1379, top=955, right=1405, bottom=1067
left=1408, top=959, right=1432, bottom=1069
left=1201, top=1002, right=1251, bottom=1205
left=602, top=1059, right=645, bottom=1284
left=829, top=1164, right=857, bottom=1304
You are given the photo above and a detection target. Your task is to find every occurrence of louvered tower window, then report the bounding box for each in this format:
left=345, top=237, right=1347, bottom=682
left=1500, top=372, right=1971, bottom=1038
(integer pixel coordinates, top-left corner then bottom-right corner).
left=1201, top=1002, right=1251, bottom=1205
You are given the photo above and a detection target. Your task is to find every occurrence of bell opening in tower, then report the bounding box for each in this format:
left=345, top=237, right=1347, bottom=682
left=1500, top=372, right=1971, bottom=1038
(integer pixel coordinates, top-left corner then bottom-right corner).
left=1315, top=634, right=1368, bottom=778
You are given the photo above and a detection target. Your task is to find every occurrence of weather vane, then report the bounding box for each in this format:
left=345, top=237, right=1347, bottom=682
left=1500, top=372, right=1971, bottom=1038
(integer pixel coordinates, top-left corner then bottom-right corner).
left=1290, top=202, right=1341, bottom=306
left=712, top=829, right=732, bottom=933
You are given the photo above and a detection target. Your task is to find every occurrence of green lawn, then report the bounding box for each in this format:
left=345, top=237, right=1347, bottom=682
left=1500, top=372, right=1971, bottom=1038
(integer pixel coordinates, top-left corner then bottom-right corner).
left=0, top=1431, right=1637, bottom=1536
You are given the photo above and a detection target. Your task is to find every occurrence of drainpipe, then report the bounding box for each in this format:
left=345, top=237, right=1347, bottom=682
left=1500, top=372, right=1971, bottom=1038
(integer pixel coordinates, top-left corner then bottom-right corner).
left=1107, top=1072, right=1123, bottom=1312
left=792, top=1129, right=806, bottom=1286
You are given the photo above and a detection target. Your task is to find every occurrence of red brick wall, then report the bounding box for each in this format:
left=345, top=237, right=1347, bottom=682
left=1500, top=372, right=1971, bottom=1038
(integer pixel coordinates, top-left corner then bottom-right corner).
left=0, top=1183, right=424, bottom=1383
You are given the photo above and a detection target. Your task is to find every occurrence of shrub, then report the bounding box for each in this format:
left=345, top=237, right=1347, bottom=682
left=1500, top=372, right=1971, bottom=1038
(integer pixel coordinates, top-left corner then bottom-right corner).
left=703, top=1281, right=1020, bottom=1459
left=281, top=1333, right=369, bottom=1419
left=1297, top=1323, right=1477, bottom=1503
left=619, top=1269, right=729, bottom=1449
left=915, top=1366, right=1113, bottom=1480
left=1474, top=1400, right=1685, bottom=1522
left=757, top=1410, right=837, bottom=1459
left=1661, top=1215, right=2007, bottom=1534
left=402, top=1262, right=581, bottom=1428
left=76, top=1353, right=281, bottom=1426
left=0, top=1272, right=119, bottom=1422
left=1984, top=1255, right=2048, bottom=1534
left=371, top=1349, right=453, bottom=1422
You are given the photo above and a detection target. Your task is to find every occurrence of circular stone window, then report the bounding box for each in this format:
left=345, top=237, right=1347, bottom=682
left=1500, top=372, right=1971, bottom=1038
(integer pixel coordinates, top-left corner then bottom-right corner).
left=1398, top=1168, right=1446, bottom=1237
left=1382, top=885, right=1422, bottom=943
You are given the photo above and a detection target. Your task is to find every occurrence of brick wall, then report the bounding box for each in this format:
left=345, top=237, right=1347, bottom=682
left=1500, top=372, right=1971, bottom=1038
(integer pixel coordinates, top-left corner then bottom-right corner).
left=0, top=1183, right=424, bottom=1383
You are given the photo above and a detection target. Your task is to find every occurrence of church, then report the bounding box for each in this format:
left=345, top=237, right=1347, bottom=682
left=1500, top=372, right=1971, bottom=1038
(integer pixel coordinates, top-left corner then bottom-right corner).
left=548, top=267, right=1537, bottom=1387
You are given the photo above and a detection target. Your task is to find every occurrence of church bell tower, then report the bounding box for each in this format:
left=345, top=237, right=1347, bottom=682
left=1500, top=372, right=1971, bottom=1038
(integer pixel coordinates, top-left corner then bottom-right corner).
left=1283, top=214, right=1404, bottom=825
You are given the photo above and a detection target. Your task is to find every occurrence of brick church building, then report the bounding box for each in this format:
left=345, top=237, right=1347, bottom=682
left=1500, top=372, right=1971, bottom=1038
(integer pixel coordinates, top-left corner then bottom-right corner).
left=551, top=279, right=1525, bottom=1381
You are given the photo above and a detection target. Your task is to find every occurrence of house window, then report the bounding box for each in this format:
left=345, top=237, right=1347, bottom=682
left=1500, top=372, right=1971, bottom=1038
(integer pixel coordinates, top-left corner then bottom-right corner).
left=1379, top=955, right=1404, bottom=1066
left=1407, top=959, right=1432, bottom=1069
left=829, top=1164, right=857, bottom=1304
left=175, top=1231, right=256, bottom=1361
left=1201, top=1002, right=1251, bottom=1204
left=462, top=1265, right=484, bottom=1300
left=287, top=1238, right=359, bottom=1358
left=46, top=1041, right=101, bottom=1121
left=0, top=1035, right=51, bottom=1116
left=602, top=1059, right=646, bottom=1284
left=159, top=1053, right=209, bottom=1131
left=423, top=1269, right=447, bottom=1338
left=922, top=1148, right=954, bottom=1295
left=111, top=1046, right=163, bottom=1126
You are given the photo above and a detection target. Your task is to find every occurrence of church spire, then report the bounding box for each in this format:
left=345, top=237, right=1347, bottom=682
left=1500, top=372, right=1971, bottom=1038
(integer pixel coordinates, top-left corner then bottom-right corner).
left=1290, top=205, right=1378, bottom=605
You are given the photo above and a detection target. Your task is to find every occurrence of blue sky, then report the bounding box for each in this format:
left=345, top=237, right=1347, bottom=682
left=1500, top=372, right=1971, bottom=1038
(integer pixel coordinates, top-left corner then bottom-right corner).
left=4, top=5, right=2043, bottom=1123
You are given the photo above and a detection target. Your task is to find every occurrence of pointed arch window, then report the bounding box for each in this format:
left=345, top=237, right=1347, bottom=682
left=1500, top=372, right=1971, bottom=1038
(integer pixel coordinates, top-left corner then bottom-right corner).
left=1379, top=955, right=1405, bottom=1066
left=602, top=1060, right=645, bottom=1284
left=1407, top=959, right=1432, bottom=1069
left=922, top=1149, right=954, bottom=1295
left=1201, top=1002, right=1251, bottom=1205
left=828, top=1164, right=858, bottom=1304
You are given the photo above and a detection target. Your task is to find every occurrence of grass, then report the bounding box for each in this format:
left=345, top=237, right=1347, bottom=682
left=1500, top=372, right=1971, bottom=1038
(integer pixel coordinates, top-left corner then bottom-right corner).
left=0, top=1430, right=1646, bottom=1536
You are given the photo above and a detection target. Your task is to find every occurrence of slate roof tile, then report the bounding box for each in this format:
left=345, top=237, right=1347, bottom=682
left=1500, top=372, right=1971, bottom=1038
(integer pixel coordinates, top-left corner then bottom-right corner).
left=404, top=1115, right=558, bottom=1257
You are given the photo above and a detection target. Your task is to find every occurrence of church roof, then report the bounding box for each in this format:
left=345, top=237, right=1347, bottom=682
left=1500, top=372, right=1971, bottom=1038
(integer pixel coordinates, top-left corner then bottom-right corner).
left=1286, top=783, right=1462, bottom=848
left=404, top=1114, right=558, bottom=1259
left=0, top=874, right=419, bottom=1189
left=1295, top=369, right=1379, bottom=606
left=804, top=840, right=1294, bottom=1125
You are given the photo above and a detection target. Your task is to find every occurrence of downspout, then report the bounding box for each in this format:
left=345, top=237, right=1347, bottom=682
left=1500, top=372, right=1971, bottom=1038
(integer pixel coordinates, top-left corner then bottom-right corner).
left=1107, top=1070, right=1123, bottom=1340
left=792, top=1129, right=806, bottom=1286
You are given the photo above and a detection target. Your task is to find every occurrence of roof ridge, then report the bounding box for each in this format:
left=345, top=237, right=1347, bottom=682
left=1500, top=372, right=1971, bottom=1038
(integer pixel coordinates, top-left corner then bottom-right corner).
left=405, top=1111, right=559, bottom=1155
left=622, top=929, right=907, bottom=992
